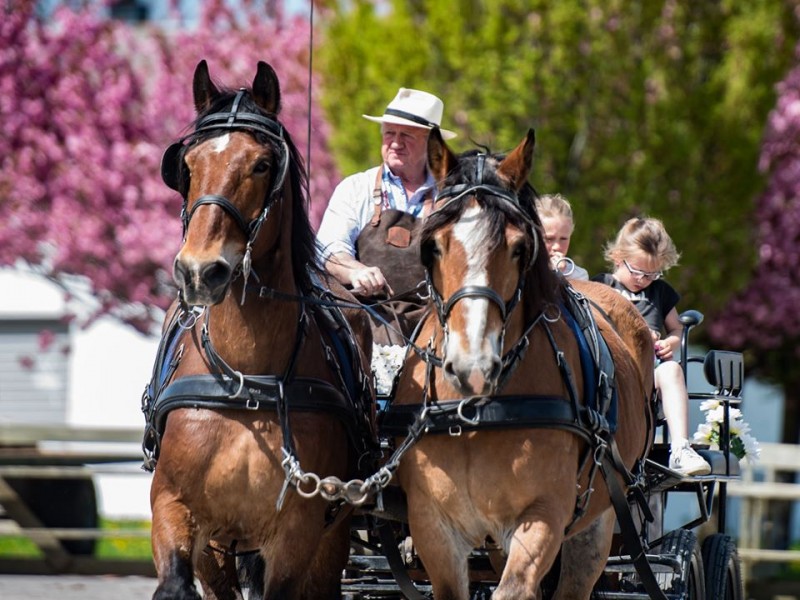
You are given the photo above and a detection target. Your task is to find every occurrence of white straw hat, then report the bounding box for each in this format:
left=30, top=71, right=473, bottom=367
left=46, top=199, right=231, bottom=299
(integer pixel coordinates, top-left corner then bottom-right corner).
left=363, top=87, right=457, bottom=139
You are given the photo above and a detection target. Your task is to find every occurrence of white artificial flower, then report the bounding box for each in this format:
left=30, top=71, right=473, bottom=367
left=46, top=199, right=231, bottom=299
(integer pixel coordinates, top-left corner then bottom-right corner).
left=371, top=343, right=406, bottom=396
left=693, top=401, right=759, bottom=463
left=699, top=399, right=720, bottom=412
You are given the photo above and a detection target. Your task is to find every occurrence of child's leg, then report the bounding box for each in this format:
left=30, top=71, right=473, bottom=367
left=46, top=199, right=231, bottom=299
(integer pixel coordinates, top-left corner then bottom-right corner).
left=655, top=361, right=689, bottom=443
left=656, top=361, right=711, bottom=475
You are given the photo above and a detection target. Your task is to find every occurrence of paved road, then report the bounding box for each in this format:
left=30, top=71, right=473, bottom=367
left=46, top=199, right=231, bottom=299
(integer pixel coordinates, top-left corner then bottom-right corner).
left=0, top=575, right=158, bottom=599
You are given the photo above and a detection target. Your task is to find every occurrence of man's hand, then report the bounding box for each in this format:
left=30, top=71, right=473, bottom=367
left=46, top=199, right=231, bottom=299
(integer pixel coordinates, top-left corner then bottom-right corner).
left=350, top=266, right=392, bottom=296
left=325, top=253, right=394, bottom=297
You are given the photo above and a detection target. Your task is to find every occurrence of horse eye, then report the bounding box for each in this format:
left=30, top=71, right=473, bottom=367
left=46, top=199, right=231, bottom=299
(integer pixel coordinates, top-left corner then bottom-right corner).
left=421, top=240, right=441, bottom=268
left=511, top=243, right=525, bottom=260
left=253, top=159, right=271, bottom=175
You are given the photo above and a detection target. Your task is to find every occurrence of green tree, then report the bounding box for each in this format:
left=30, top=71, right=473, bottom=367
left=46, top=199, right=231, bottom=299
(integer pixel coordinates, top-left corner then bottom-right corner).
left=317, top=0, right=800, bottom=317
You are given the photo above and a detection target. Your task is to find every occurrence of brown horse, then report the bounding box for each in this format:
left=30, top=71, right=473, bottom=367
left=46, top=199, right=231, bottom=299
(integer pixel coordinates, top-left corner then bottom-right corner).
left=391, top=129, right=655, bottom=599
left=143, top=61, right=374, bottom=600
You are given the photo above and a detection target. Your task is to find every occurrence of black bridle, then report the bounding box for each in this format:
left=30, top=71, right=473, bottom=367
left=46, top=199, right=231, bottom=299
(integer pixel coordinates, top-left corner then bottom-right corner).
left=161, top=89, right=291, bottom=279
left=425, top=155, right=538, bottom=332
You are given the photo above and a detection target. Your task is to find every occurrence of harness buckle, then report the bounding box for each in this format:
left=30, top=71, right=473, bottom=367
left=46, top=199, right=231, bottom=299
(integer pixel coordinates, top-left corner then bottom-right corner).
left=245, top=397, right=260, bottom=410
left=448, top=425, right=463, bottom=437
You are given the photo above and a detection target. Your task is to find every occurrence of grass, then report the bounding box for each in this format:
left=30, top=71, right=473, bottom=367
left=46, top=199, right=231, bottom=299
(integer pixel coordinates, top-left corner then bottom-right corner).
left=96, top=518, right=152, bottom=559
left=0, top=518, right=152, bottom=559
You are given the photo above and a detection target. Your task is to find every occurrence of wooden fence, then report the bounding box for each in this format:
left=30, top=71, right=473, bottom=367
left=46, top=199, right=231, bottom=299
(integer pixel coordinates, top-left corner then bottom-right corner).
left=0, top=424, right=153, bottom=575
left=727, top=442, right=800, bottom=586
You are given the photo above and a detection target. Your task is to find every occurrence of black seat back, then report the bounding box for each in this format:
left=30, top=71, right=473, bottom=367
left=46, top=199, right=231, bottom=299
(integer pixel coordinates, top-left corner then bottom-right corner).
left=702, top=350, right=743, bottom=396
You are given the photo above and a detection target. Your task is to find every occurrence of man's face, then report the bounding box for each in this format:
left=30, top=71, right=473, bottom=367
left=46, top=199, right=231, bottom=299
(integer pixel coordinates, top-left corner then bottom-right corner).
left=381, top=124, right=429, bottom=178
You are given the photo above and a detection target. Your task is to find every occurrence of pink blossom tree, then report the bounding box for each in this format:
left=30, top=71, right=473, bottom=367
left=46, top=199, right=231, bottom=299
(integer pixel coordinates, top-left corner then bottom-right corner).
left=709, top=44, right=800, bottom=446
left=0, top=0, right=335, bottom=333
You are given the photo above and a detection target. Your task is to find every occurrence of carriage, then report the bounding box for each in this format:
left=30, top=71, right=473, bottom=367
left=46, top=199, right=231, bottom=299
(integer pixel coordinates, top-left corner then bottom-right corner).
left=343, top=308, right=745, bottom=600
left=143, top=61, right=746, bottom=600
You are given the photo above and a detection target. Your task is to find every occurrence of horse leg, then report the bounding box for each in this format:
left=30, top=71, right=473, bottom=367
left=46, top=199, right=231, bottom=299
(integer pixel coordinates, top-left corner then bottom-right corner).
left=195, top=548, right=243, bottom=600
left=493, top=502, right=566, bottom=600
left=151, top=496, right=202, bottom=600
left=407, top=504, right=472, bottom=600
left=298, top=515, right=352, bottom=599
left=552, top=508, right=616, bottom=600
left=237, top=553, right=265, bottom=600
left=259, top=500, right=341, bottom=600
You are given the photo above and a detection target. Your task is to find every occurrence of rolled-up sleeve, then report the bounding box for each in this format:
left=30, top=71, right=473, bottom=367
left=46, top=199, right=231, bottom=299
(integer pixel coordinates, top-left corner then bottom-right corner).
left=316, top=169, right=375, bottom=262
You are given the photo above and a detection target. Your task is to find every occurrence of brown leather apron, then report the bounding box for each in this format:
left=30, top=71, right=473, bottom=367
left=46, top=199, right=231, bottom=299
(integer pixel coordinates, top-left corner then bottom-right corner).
left=354, top=167, right=430, bottom=345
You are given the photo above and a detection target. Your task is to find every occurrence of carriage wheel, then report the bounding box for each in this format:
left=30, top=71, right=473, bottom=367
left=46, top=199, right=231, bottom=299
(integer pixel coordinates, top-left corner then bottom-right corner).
left=657, top=529, right=706, bottom=599
left=701, top=533, right=744, bottom=600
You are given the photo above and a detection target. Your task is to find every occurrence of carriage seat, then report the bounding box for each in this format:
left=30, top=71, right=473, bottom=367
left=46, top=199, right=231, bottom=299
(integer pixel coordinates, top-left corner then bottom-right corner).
left=649, top=313, right=745, bottom=481
left=702, top=349, right=743, bottom=396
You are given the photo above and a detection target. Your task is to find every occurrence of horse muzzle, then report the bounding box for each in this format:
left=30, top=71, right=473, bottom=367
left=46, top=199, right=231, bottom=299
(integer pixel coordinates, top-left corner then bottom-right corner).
left=442, top=351, right=501, bottom=396
left=173, top=255, right=233, bottom=306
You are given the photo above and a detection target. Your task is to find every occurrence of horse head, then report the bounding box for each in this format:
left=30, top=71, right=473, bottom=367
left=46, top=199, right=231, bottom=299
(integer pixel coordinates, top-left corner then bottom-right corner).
left=165, top=60, right=309, bottom=306
left=421, top=128, right=559, bottom=395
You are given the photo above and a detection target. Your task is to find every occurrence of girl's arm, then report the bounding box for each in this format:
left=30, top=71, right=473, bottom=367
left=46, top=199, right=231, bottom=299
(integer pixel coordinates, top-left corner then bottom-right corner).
left=656, top=307, right=684, bottom=361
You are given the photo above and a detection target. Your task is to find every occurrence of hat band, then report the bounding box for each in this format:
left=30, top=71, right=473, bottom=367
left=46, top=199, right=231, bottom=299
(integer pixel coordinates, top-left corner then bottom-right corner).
left=384, top=108, right=436, bottom=128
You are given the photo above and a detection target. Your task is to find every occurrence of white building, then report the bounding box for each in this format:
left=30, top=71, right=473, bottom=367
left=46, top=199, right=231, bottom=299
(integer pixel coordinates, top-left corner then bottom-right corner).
left=0, top=265, right=158, bottom=519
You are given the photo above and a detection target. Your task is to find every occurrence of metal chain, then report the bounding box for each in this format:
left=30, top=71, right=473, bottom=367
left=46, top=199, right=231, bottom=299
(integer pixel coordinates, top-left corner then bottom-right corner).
left=278, top=399, right=439, bottom=507
left=280, top=449, right=396, bottom=507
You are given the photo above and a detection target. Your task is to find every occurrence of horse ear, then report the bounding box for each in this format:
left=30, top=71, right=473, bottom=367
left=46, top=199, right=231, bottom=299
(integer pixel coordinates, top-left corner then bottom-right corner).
left=497, top=129, right=536, bottom=191
left=428, top=127, right=457, bottom=184
left=253, top=61, right=281, bottom=114
left=192, top=60, right=219, bottom=114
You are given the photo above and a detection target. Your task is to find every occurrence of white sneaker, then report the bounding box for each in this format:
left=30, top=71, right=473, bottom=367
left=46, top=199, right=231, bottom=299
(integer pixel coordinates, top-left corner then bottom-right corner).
left=669, top=443, right=711, bottom=476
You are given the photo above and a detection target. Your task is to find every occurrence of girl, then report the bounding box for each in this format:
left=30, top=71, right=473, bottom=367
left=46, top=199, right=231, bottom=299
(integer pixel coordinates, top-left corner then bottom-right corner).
left=595, top=217, right=710, bottom=476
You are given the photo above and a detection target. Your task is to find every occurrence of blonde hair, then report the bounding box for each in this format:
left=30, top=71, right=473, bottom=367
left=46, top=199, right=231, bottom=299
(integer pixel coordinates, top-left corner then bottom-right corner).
left=536, top=194, right=575, bottom=233
left=604, top=216, right=680, bottom=271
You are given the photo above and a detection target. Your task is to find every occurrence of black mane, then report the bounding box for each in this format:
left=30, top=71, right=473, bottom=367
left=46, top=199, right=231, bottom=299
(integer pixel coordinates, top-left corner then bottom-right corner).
left=191, top=89, right=321, bottom=293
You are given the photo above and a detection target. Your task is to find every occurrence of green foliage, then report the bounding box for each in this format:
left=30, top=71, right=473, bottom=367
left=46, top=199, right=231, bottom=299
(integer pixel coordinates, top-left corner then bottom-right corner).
left=317, top=0, right=800, bottom=317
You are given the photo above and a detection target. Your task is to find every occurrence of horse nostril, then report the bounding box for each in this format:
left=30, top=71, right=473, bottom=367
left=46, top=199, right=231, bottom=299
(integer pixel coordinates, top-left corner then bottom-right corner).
left=201, top=261, right=232, bottom=291
left=173, top=258, right=188, bottom=287
left=488, top=357, right=502, bottom=383
left=443, top=360, right=457, bottom=380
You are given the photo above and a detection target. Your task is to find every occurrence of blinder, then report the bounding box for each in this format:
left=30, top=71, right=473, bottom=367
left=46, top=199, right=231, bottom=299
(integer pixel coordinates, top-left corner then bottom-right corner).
left=161, top=142, right=186, bottom=193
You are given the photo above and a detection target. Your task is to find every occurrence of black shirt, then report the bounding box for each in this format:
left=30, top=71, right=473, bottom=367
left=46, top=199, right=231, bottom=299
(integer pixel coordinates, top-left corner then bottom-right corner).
left=592, top=273, right=680, bottom=335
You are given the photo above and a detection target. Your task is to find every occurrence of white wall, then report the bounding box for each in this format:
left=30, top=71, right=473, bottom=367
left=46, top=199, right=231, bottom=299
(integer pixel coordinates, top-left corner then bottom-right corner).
left=1, top=266, right=159, bottom=518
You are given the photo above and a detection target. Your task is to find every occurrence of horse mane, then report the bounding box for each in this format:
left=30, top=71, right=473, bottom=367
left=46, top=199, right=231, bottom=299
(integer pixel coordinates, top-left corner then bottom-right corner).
left=422, top=148, right=564, bottom=319
left=190, top=89, right=322, bottom=294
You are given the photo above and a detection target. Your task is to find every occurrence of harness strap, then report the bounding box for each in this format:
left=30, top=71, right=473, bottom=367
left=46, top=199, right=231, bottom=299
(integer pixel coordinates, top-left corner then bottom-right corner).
left=380, top=395, right=587, bottom=439
left=600, top=456, right=668, bottom=600
left=377, top=519, right=428, bottom=600
left=189, top=194, right=252, bottom=237
left=144, top=374, right=359, bottom=455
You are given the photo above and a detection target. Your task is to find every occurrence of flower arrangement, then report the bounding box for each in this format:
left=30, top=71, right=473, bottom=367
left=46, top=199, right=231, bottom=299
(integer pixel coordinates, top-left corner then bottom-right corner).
left=372, top=344, right=406, bottom=396
left=693, top=399, right=760, bottom=464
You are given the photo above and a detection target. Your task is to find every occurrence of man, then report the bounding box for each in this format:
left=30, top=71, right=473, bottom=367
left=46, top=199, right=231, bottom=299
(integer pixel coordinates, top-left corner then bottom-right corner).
left=317, top=88, right=456, bottom=344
